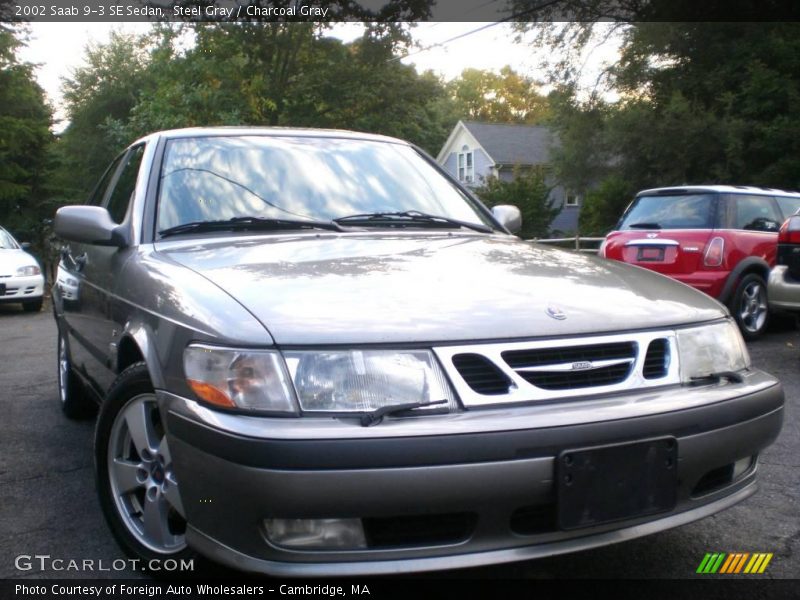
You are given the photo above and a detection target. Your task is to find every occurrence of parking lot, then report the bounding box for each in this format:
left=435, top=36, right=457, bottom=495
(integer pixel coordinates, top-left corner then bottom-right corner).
left=1, top=303, right=797, bottom=580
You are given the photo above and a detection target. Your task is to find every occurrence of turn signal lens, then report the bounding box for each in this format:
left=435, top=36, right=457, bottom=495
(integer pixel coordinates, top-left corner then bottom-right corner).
left=187, top=380, right=236, bottom=408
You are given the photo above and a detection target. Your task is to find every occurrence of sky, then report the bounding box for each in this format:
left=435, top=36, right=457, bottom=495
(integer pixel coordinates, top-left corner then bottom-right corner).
left=18, top=21, right=621, bottom=131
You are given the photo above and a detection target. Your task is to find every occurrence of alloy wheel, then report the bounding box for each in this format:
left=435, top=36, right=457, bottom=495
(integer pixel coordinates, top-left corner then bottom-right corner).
left=739, top=279, right=768, bottom=334
left=107, top=394, right=187, bottom=554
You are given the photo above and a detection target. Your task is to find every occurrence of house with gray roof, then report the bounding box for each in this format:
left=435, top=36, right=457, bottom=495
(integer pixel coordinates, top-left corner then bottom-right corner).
left=436, top=120, right=580, bottom=234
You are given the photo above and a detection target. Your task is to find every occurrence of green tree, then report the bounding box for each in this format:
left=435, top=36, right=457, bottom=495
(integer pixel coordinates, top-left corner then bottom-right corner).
left=520, top=18, right=800, bottom=212
left=473, top=167, right=560, bottom=238
left=448, top=66, right=550, bottom=123
left=577, top=174, right=634, bottom=236
left=0, top=24, right=53, bottom=245
left=608, top=22, right=800, bottom=189
left=546, top=89, right=613, bottom=195
left=57, top=31, right=153, bottom=199
left=55, top=20, right=460, bottom=195
left=285, top=32, right=457, bottom=154
left=121, top=24, right=457, bottom=155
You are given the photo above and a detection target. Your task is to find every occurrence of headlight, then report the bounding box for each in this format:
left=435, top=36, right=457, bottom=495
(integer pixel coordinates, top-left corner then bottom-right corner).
left=284, top=350, right=457, bottom=413
left=183, top=345, right=298, bottom=413
left=16, top=265, right=40, bottom=276
left=676, top=320, right=750, bottom=383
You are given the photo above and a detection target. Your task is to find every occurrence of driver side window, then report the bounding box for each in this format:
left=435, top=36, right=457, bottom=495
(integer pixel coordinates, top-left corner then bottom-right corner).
left=105, top=145, right=145, bottom=224
left=87, top=154, right=125, bottom=207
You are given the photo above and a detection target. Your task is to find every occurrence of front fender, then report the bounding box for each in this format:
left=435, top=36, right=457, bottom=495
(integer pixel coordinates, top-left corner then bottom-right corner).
left=120, top=321, right=165, bottom=390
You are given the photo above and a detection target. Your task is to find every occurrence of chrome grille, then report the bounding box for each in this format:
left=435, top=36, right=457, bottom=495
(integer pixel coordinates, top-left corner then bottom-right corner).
left=502, top=342, right=636, bottom=390
left=434, top=331, right=681, bottom=408
left=451, top=353, right=511, bottom=395
left=643, top=339, right=670, bottom=379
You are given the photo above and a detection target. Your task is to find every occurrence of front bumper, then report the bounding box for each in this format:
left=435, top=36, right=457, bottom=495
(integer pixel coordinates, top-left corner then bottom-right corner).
left=0, top=274, right=44, bottom=303
left=768, top=265, right=800, bottom=311
left=161, top=370, right=783, bottom=576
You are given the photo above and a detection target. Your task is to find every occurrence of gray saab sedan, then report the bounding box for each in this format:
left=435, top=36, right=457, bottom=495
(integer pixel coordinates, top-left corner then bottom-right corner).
left=52, top=128, right=784, bottom=576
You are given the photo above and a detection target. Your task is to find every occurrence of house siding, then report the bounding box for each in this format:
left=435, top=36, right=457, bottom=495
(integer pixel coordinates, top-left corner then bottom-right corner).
left=473, top=148, right=493, bottom=185
left=443, top=148, right=493, bottom=187
left=437, top=121, right=582, bottom=235
left=442, top=152, right=458, bottom=179
left=495, top=169, right=579, bottom=234
left=545, top=184, right=575, bottom=234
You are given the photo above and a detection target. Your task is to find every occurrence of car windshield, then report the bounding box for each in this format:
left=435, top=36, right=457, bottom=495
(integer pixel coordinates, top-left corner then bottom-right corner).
left=618, top=194, right=716, bottom=230
left=0, top=229, right=19, bottom=249
left=156, top=135, right=492, bottom=233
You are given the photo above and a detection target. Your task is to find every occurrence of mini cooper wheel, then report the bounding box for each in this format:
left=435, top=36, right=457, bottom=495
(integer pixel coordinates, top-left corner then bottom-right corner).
left=57, top=330, right=95, bottom=419
left=730, top=273, right=769, bottom=340
left=96, top=363, right=195, bottom=566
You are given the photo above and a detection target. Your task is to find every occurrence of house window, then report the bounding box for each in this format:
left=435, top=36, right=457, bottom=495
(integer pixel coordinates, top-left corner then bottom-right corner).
left=565, top=192, right=581, bottom=207
left=457, top=147, right=474, bottom=183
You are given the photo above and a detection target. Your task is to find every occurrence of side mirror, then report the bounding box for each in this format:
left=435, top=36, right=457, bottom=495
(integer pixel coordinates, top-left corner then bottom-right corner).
left=54, top=206, right=127, bottom=247
left=491, top=205, right=522, bottom=235
left=20, top=242, right=31, bottom=251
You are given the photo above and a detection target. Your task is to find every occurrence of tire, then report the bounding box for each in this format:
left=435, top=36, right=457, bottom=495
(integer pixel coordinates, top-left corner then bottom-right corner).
left=95, top=363, right=196, bottom=571
left=57, top=330, right=96, bottom=419
left=23, top=298, right=43, bottom=312
left=729, top=273, right=769, bottom=340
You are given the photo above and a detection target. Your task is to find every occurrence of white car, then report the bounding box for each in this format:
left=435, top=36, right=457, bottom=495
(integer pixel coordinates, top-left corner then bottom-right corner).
left=0, top=226, right=44, bottom=312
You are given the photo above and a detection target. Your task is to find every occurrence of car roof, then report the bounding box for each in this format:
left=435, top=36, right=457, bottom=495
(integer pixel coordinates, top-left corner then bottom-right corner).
left=133, top=126, right=410, bottom=147
left=637, top=184, right=800, bottom=198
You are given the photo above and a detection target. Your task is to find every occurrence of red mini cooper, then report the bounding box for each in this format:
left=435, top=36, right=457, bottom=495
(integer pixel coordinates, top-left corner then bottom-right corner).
left=601, top=185, right=800, bottom=339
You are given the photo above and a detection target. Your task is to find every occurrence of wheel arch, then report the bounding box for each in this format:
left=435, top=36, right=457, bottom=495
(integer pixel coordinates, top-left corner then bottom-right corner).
left=718, top=257, right=771, bottom=305
left=117, top=322, right=165, bottom=389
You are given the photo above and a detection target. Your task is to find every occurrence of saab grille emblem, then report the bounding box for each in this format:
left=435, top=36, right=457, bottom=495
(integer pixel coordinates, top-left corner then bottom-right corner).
left=516, top=358, right=635, bottom=374
left=546, top=305, right=567, bottom=320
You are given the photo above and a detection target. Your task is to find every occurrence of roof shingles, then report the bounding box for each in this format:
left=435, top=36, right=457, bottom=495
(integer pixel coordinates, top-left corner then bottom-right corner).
left=463, top=121, right=555, bottom=166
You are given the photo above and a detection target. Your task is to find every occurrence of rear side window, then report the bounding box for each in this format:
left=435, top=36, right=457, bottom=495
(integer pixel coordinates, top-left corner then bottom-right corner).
left=618, top=194, right=715, bottom=230
left=775, top=196, right=800, bottom=220
left=720, top=194, right=782, bottom=232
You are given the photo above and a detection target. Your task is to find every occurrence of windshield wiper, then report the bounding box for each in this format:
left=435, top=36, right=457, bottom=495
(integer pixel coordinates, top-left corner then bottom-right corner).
left=158, top=216, right=343, bottom=238
left=628, top=222, right=662, bottom=229
left=359, top=399, right=449, bottom=427
left=334, top=211, right=494, bottom=234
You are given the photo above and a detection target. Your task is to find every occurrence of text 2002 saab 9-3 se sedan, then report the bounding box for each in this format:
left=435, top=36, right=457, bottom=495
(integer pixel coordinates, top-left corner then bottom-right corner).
left=52, top=128, right=783, bottom=576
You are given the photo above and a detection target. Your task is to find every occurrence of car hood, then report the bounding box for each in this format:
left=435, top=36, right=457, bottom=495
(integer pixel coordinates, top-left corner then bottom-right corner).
left=0, top=249, right=38, bottom=276
left=156, top=233, right=726, bottom=345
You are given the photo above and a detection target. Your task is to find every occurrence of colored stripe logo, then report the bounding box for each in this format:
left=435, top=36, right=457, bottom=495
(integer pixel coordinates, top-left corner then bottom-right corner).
left=697, top=553, right=773, bottom=574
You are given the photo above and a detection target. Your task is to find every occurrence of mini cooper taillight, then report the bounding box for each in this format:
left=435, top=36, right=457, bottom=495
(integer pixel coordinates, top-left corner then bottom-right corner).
left=703, top=236, right=725, bottom=267
left=778, top=215, right=800, bottom=244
